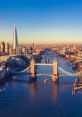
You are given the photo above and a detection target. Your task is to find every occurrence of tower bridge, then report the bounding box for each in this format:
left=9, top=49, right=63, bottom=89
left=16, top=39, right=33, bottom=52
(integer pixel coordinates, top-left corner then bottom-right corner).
left=10, top=58, right=82, bottom=83
left=30, top=58, right=58, bottom=82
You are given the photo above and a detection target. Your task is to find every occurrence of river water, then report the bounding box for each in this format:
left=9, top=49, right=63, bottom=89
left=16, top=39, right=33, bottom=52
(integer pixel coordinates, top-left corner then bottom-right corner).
left=0, top=52, right=82, bottom=117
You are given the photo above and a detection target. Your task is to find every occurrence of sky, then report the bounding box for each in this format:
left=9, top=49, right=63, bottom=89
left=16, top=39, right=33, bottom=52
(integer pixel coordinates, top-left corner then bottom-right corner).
left=0, top=0, right=82, bottom=44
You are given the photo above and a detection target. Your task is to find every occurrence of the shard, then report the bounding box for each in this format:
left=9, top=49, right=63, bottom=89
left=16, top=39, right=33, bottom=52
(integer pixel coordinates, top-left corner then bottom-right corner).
left=13, top=25, right=19, bottom=54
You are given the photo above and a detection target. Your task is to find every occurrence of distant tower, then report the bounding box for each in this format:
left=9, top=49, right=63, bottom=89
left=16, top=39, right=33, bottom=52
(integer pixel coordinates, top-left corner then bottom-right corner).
left=5, top=43, right=9, bottom=55
left=33, top=42, right=35, bottom=49
left=0, top=42, right=5, bottom=54
left=13, top=25, right=19, bottom=54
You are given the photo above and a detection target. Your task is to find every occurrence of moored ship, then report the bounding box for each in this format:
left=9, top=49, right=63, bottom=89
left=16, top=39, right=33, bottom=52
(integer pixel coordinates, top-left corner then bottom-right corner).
left=0, top=67, right=6, bottom=80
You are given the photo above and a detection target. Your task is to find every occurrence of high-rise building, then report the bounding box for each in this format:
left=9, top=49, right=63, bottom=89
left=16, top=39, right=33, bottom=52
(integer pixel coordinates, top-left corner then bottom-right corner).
left=13, top=25, right=19, bottom=54
left=5, top=43, right=9, bottom=55
left=22, top=47, right=27, bottom=55
left=0, top=42, right=5, bottom=54
left=33, top=42, right=35, bottom=49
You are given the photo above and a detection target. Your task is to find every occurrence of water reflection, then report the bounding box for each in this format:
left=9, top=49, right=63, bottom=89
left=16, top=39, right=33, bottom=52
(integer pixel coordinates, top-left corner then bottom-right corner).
left=0, top=83, right=6, bottom=93
left=29, top=77, right=37, bottom=99
left=52, top=82, right=59, bottom=99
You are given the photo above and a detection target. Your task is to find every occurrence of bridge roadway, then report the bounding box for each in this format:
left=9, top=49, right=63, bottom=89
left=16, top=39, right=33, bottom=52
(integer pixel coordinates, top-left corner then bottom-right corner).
left=35, top=63, right=53, bottom=66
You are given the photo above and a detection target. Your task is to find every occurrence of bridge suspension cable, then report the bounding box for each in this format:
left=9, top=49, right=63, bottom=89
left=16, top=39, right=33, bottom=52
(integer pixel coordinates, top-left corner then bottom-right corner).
left=10, top=66, right=31, bottom=74
left=58, top=66, right=82, bottom=76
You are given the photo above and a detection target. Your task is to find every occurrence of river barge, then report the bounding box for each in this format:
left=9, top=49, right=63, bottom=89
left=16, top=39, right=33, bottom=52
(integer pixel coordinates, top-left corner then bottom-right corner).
left=0, top=67, right=6, bottom=81
left=72, top=77, right=82, bottom=94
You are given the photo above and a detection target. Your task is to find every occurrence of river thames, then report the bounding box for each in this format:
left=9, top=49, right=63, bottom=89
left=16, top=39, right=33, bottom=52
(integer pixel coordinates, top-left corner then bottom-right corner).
left=0, top=52, right=82, bottom=117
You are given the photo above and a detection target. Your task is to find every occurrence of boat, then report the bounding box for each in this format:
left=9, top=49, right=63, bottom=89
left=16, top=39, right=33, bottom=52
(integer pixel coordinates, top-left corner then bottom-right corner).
left=0, top=67, right=6, bottom=80
left=44, top=78, right=48, bottom=83
left=72, top=77, right=82, bottom=94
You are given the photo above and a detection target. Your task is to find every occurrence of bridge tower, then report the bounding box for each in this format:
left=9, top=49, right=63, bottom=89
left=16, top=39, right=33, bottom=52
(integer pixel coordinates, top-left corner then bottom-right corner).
left=30, top=58, right=36, bottom=78
left=52, top=59, right=58, bottom=82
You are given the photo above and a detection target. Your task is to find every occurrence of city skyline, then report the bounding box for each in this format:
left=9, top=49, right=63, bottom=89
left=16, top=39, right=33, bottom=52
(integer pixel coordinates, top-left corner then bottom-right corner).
left=0, top=0, right=82, bottom=44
